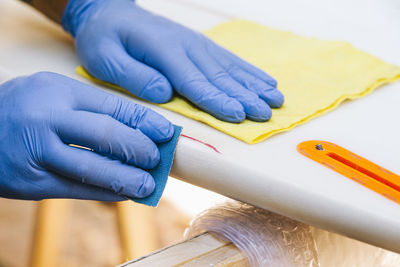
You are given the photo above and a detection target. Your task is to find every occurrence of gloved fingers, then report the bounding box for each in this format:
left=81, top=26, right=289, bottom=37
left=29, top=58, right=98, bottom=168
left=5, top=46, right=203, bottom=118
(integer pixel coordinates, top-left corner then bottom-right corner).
left=216, top=43, right=278, bottom=87
left=35, top=172, right=127, bottom=201
left=70, top=80, right=174, bottom=143
left=188, top=48, right=272, bottom=121
left=82, top=40, right=173, bottom=103
left=164, top=53, right=246, bottom=122
left=42, top=142, right=156, bottom=198
left=209, top=42, right=284, bottom=108
left=221, top=65, right=284, bottom=108
left=54, top=110, right=160, bottom=169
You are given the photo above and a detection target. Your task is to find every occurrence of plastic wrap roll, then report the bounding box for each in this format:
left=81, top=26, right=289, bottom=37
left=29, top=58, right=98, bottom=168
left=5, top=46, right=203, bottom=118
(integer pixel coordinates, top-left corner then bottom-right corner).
left=184, top=201, right=319, bottom=267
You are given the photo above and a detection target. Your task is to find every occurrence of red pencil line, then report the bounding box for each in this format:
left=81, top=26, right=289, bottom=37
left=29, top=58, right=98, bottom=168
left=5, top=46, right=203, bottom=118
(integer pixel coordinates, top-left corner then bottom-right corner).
left=180, top=134, right=221, bottom=154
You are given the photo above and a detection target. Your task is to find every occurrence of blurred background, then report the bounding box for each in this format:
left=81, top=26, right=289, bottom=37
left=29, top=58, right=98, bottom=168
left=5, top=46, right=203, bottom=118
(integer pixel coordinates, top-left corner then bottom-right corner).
left=0, top=178, right=227, bottom=267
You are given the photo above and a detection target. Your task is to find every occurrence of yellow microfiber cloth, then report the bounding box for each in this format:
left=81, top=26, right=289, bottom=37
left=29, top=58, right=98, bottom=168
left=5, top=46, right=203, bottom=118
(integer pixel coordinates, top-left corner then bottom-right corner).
left=76, top=20, right=400, bottom=144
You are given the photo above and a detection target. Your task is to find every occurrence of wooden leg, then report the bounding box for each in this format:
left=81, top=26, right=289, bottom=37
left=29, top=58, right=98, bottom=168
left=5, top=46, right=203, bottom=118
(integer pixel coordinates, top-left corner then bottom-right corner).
left=30, top=199, right=71, bottom=267
left=116, top=201, right=160, bottom=261
left=119, top=233, right=248, bottom=267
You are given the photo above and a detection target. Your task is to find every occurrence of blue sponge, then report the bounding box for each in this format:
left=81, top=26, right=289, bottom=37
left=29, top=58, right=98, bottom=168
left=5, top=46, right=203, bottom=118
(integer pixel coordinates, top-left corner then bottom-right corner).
left=130, top=125, right=182, bottom=207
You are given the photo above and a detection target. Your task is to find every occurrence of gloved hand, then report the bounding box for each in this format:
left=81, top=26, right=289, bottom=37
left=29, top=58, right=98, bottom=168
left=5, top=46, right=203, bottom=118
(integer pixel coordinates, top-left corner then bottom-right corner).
left=0, top=72, right=174, bottom=201
left=62, top=0, right=284, bottom=123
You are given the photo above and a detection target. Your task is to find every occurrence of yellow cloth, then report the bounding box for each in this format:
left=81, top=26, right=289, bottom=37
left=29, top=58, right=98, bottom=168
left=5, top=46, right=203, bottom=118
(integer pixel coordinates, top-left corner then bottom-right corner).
left=76, top=20, right=400, bottom=144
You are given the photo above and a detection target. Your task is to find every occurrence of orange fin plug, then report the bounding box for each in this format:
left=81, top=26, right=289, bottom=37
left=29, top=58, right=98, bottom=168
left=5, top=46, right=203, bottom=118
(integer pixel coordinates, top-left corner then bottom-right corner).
left=297, top=141, right=400, bottom=205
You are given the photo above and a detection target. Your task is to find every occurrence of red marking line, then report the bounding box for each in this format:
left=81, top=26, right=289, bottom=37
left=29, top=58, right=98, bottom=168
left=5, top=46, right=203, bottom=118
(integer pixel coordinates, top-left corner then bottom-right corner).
left=180, top=134, right=221, bottom=154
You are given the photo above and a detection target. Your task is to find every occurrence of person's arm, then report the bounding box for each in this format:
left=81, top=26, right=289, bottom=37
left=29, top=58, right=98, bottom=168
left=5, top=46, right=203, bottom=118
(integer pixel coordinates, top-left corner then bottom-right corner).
left=21, top=0, right=68, bottom=23
left=0, top=72, right=173, bottom=200
left=22, top=0, right=284, bottom=123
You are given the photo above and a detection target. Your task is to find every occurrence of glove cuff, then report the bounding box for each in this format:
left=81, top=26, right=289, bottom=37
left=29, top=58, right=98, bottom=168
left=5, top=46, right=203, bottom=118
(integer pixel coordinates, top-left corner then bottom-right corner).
left=61, top=0, right=99, bottom=37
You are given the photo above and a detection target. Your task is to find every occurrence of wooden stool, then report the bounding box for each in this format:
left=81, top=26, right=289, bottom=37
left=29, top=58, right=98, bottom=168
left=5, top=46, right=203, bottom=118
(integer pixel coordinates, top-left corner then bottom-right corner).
left=30, top=199, right=160, bottom=267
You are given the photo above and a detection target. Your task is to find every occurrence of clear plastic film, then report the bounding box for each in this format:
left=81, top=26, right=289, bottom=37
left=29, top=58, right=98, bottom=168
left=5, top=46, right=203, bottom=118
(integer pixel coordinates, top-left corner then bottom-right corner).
left=184, top=201, right=319, bottom=267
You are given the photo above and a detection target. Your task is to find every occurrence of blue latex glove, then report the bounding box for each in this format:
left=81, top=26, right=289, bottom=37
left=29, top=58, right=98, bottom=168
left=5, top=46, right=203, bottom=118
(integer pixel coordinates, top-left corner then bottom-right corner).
left=0, top=72, right=174, bottom=201
left=62, top=0, right=284, bottom=123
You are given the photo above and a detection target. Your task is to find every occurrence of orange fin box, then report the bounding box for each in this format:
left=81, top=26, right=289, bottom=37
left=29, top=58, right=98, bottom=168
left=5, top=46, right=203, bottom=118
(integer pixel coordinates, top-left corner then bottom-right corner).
left=297, top=141, right=400, bottom=205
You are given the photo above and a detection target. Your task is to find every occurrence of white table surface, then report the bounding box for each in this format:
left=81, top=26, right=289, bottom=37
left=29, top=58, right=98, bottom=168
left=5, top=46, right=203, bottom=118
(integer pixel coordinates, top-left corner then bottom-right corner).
left=1, top=0, right=400, bottom=252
